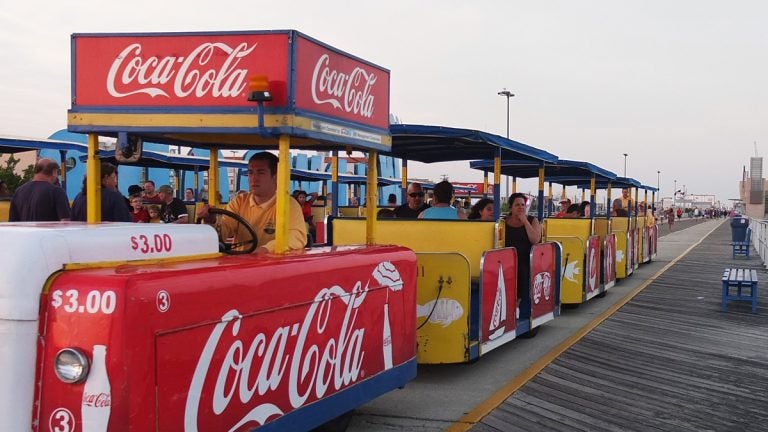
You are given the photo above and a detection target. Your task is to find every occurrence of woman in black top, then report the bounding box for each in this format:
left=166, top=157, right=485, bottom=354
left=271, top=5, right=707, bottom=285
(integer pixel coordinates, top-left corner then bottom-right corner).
left=504, top=193, right=542, bottom=319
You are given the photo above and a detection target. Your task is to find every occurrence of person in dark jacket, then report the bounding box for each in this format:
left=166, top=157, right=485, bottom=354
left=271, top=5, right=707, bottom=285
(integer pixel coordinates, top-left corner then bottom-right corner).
left=71, top=163, right=131, bottom=222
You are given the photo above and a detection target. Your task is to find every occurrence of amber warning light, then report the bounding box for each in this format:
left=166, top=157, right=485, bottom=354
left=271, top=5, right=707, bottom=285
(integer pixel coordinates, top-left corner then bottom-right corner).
left=247, top=75, right=272, bottom=102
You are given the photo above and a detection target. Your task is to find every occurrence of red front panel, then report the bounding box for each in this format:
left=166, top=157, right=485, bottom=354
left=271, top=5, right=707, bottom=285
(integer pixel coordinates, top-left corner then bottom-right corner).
left=36, top=246, right=416, bottom=431
left=585, top=235, right=601, bottom=297
left=530, top=243, right=557, bottom=321
left=480, top=248, right=517, bottom=344
left=73, top=33, right=290, bottom=107
left=294, top=35, right=389, bottom=129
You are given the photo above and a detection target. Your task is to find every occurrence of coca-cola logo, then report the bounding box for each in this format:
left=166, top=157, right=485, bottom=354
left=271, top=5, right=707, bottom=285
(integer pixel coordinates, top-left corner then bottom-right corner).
left=82, top=392, right=111, bottom=408
left=184, top=262, right=402, bottom=431
left=106, top=42, right=256, bottom=99
left=588, top=247, right=598, bottom=292
left=532, top=272, right=552, bottom=305
left=311, top=54, right=376, bottom=118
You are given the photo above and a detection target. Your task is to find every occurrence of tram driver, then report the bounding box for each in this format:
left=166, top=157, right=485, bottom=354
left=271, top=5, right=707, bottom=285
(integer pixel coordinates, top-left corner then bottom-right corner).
left=197, top=152, right=307, bottom=254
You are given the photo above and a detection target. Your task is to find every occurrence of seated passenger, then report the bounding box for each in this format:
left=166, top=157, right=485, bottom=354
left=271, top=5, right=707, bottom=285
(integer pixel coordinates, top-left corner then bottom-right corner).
left=147, top=205, right=161, bottom=223
left=579, top=201, right=591, bottom=218
left=394, top=182, right=430, bottom=218
left=563, top=203, right=581, bottom=218
left=504, top=192, right=542, bottom=319
left=467, top=198, right=494, bottom=220
left=554, top=198, right=571, bottom=218
left=130, top=196, right=150, bottom=223
left=184, top=188, right=195, bottom=203
left=71, top=163, right=131, bottom=222
left=419, top=181, right=466, bottom=219
left=611, top=198, right=628, bottom=217
left=157, top=185, right=189, bottom=224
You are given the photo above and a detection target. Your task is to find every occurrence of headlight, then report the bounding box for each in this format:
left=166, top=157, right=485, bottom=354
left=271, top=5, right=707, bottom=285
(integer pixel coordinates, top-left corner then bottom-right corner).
left=54, top=348, right=90, bottom=384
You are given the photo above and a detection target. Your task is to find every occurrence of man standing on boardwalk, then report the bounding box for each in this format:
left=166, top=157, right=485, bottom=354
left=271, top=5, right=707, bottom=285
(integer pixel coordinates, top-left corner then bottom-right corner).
left=9, top=158, right=70, bottom=222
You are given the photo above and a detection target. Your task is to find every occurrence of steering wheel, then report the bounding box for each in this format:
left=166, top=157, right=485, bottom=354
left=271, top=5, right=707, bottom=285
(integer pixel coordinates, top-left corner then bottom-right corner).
left=197, top=207, right=258, bottom=255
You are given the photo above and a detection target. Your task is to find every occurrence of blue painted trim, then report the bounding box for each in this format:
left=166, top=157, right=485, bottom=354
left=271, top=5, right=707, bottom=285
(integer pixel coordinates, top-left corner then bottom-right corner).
left=67, top=124, right=391, bottom=152
left=253, top=358, right=416, bottom=432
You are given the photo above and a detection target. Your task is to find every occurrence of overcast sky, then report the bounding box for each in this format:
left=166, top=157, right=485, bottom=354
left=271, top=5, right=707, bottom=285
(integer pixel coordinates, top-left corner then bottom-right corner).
left=1, top=1, right=766, bottom=204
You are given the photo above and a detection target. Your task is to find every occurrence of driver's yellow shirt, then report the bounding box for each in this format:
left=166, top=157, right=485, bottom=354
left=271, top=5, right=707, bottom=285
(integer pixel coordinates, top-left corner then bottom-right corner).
left=220, top=193, right=307, bottom=253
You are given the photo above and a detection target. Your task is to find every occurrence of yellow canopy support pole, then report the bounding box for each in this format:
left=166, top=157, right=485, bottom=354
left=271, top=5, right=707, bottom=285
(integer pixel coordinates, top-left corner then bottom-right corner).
left=209, top=148, right=219, bottom=206
left=512, top=177, right=517, bottom=194
left=590, top=175, right=597, bottom=235
left=483, top=171, right=489, bottom=197
left=366, top=150, right=378, bottom=245
left=548, top=182, right=553, bottom=214
left=276, top=135, right=291, bottom=253
left=493, top=156, right=501, bottom=196
left=86, top=133, right=101, bottom=224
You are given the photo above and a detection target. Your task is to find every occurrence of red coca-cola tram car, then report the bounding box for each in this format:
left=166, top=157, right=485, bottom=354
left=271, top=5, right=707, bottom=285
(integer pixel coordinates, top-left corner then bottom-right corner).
left=0, top=30, right=418, bottom=431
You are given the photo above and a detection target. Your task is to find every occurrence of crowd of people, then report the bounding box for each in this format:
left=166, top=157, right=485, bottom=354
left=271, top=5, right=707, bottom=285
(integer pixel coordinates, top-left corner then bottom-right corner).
left=6, top=158, right=196, bottom=225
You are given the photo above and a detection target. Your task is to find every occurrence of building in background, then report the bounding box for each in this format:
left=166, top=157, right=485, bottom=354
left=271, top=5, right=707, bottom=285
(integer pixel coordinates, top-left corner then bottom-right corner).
left=738, top=156, right=767, bottom=218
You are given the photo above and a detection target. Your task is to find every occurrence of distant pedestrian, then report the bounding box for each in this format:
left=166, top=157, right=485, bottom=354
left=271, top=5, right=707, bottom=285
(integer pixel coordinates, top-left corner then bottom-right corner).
left=667, top=207, right=675, bottom=231
left=9, top=158, right=70, bottom=222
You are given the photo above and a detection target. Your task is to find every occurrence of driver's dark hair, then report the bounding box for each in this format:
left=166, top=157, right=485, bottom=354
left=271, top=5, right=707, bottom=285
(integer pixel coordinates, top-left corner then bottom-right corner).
left=249, top=152, right=278, bottom=176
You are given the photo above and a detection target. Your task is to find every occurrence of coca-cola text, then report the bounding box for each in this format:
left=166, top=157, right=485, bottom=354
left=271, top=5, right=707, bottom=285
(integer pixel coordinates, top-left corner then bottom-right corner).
left=184, top=281, right=369, bottom=430
left=311, top=54, right=376, bottom=119
left=107, top=42, right=257, bottom=99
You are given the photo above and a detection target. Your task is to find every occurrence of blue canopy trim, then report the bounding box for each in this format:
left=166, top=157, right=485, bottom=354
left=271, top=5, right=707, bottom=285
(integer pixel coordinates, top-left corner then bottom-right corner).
left=388, top=124, right=558, bottom=164
left=469, top=158, right=616, bottom=181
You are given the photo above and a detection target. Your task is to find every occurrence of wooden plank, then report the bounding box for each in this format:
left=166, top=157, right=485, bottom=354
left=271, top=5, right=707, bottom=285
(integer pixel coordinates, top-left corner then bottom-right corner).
left=471, top=222, right=768, bottom=432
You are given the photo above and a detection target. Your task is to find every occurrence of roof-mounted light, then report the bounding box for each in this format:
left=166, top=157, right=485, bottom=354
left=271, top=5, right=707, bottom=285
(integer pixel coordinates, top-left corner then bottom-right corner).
left=247, top=75, right=272, bottom=102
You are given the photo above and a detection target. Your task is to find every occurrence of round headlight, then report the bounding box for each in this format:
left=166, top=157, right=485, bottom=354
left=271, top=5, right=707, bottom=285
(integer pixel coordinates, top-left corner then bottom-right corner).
left=54, top=348, right=90, bottom=384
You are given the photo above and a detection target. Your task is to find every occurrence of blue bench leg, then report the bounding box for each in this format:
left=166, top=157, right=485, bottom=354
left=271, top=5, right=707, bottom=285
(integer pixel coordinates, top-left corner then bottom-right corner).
left=721, top=282, right=728, bottom=312
left=752, top=284, right=758, bottom=314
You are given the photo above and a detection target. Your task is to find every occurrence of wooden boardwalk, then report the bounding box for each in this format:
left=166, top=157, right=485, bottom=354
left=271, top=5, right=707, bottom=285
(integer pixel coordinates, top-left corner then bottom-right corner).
left=470, top=222, right=768, bottom=432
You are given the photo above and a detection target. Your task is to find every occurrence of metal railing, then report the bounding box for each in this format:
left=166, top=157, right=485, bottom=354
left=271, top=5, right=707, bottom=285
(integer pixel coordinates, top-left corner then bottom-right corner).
left=750, top=219, right=768, bottom=268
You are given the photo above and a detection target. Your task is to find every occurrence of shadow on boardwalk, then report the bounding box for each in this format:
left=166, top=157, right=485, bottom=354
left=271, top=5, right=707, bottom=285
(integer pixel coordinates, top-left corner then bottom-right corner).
left=472, top=221, right=768, bottom=432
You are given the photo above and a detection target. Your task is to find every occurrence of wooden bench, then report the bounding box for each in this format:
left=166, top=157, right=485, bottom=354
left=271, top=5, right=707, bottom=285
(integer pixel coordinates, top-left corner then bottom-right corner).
left=721, top=268, right=759, bottom=314
left=731, top=228, right=752, bottom=259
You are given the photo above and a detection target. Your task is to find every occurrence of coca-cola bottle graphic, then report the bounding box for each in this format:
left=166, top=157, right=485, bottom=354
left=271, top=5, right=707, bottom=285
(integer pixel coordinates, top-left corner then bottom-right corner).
left=82, top=345, right=111, bottom=432
left=382, top=303, right=393, bottom=370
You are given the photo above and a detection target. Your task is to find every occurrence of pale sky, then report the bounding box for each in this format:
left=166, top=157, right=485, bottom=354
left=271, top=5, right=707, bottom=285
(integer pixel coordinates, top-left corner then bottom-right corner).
left=1, top=1, right=766, bottom=204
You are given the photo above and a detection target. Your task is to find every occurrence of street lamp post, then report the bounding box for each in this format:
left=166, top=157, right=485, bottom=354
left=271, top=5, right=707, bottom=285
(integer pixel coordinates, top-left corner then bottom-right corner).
left=673, top=179, right=677, bottom=208
left=498, top=88, right=514, bottom=197
left=623, top=153, right=628, bottom=177
left=657, top=170, right=661, bottom=210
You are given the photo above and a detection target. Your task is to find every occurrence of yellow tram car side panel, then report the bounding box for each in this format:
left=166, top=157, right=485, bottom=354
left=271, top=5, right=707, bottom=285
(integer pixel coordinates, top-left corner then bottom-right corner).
left=414, top=252, right=472, bottom=364
left=331, top=218, right=497, bottom=279
left=543, top=218, right=592, bottom=304
left=610, top=218, right=630, bottom=278
left=593, top=218, right=610, bottom=243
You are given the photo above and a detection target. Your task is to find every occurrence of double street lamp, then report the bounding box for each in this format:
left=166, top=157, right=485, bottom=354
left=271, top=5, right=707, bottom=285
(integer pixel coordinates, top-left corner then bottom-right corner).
left=623, top=153, right=628, bottom=177
left=498, top=89, right=515, bottom=197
